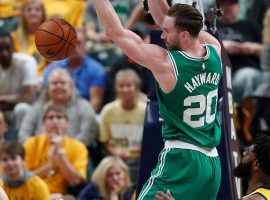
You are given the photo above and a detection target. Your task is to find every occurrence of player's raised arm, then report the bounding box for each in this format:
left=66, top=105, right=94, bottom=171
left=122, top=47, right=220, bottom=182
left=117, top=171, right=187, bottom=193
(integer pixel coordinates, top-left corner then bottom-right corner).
left=148, top=0, right=221, bottom=54
left=92, top=0, right=171, bottom=74
left=199, top=30, right=221, bottom=55
left=148, top=0, right=170, bottom=27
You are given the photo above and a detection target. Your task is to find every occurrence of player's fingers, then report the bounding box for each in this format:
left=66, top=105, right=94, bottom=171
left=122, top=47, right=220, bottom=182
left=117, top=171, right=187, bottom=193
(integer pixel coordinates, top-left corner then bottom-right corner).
left=166, top=190, right=175, bottom=199
left=154, top=191, right=164, bottom=200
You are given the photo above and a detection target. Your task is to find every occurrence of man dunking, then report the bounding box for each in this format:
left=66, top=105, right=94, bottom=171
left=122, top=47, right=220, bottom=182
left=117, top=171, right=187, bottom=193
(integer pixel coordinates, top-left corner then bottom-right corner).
left=92, top=0, right=222, bottom=199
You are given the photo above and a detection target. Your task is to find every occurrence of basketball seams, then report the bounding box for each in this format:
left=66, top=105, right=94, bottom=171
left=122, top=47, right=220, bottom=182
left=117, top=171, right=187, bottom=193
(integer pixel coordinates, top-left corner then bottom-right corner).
left=50, top=18, right=64, bottom=38
left=50, top=20, right=72, bottom=59
left=35, top=18, right=77, bottom=61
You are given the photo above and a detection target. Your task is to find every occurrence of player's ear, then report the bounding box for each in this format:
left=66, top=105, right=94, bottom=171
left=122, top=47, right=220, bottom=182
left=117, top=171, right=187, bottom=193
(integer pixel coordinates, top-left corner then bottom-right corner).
left=253, top=159, right=260, bottom=170
left=179, top=31, right=189, bottom=39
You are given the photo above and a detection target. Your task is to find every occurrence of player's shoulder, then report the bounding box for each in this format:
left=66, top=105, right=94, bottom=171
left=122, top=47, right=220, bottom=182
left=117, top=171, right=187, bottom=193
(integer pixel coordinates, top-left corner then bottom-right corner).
left=204, top=44, right=221, bottom=57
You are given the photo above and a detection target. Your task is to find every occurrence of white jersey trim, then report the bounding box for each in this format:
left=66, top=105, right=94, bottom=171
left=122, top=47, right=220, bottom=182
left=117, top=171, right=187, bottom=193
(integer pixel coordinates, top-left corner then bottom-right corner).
left=165, top=140, right=218, bottom=157
left=178, top=45, right=210, bottom=61
left=166, top=50, right=179, bottom=80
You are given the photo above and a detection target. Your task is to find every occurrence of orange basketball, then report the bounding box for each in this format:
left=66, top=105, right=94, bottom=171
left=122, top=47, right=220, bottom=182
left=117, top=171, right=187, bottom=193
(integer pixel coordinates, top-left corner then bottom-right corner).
left=35, top=18, right=77, bottom=61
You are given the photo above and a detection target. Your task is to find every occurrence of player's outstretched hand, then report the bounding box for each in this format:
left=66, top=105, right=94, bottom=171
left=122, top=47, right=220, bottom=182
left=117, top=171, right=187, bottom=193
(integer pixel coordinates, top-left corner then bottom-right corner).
left=154, top=190, right=175, bottom=200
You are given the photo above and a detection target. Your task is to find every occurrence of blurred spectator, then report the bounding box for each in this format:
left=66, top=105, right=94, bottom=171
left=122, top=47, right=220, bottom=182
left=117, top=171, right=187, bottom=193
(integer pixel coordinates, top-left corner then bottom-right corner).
left=217, top=0, right=263, bottom=103
left=0, top=111, right=8, bottom=142
left=245, top=0, right=269, bottom=33
left=0, top=187, right=8, bottom=200
left=233, top=134, right=270, bottom=199
left=77, top=156, right=132, bottom=200
left=12, top=0, right=49, bottom=77
left=19, top=68, right=98, bottom=147
left=43, top=0, right=85, bottom=27
left=243, top=10, right=270, bottom=139
left=105, top=22, right=150, bottom=103
left=0, top=141, right=50, bottom=200
left=43, top=28, right=106, bottom=113
left=0, top=31, right=37, bottom=129
left=83, top=0, right=139, bottom=67
left=23, top=105, right=88, bottom=198
left=99, top=69, right=146, bottom=187
left=0, top=0, right=24, bottom=32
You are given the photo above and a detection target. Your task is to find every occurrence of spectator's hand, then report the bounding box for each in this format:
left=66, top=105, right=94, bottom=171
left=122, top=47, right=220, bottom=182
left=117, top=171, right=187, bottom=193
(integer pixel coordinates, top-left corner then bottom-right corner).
left=154, top=190, right=175, bottom=200
left=240, top=42, right=261, bottom=56
left=48, top=145, right=58, bottom=165
left=50, top=134, right=64, bottom=150
left=109, top=183, right=122, bottom=200
left=115, top=148, right=128, bottom=160
left=223, top=40, right=242, bottom=55
left=97, top=32, right=112, bottom=43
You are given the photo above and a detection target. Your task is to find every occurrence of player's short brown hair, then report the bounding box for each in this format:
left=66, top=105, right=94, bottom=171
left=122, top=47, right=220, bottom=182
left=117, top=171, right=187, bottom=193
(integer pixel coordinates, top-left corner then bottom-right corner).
left=167, top=4, right=203, bottom=37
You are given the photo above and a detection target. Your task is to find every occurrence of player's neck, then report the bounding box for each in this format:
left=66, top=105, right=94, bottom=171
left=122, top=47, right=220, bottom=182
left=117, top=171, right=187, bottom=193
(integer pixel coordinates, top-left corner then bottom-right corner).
left=247, top=174, right=270, bottom=194
left=181, top=39, right=206, bottom=58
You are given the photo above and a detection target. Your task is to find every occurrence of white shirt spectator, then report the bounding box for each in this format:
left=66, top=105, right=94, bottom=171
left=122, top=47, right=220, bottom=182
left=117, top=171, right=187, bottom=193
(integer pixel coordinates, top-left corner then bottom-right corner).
left=0, top=53, right=37, bottom=95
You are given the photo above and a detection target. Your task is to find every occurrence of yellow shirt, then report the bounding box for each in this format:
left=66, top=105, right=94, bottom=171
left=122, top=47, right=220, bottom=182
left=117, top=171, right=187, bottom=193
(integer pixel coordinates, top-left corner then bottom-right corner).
left=43, top=0, right=85, bottom=27
left=12, top=31, right=49, bottom=76
left=243, top=187, right=270, bottom=199
left=0, top=175, right=50, bottom=200
left=0, top=0, right=25, bottom=18
left=23, top=134, right=88, bottom=194
left=99, top=99, right=146, bottom=158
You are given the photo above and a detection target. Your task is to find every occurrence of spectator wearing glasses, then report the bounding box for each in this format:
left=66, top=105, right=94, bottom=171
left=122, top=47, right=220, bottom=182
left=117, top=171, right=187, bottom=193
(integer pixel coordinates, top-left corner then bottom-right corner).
left=23, top=104, right=88, bottom=199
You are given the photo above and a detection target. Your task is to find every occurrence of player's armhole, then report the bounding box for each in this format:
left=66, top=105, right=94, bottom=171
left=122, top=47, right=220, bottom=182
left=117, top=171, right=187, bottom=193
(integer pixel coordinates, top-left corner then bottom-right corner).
left=165, top=50, right=178, bottom=81
left=203, top=44, right=221, bottom=56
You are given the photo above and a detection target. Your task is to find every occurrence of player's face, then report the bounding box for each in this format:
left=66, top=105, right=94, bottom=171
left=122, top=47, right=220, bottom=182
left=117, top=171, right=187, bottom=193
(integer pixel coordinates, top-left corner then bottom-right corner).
left=44, top=110, right=68, bottom=137
left=233, top=145, right=255, bottom=178
left=161, top=16, right=181, bottom=50
left=0, top=154, right=23, bottom=180
left=0, top=36, right=13, bottom=68
left=0, top=112, right=7, bottom=137
left=48, top=73, right=71, bottom=103
left=106, top=166, right=126, bottom=193
left=116, top=78, right=138, bottom=103
left=23, top=2, right=44, bottom=26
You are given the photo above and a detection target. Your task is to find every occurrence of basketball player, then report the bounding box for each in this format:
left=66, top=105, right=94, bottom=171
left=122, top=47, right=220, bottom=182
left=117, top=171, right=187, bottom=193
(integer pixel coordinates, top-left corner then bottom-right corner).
left=233, top=134, right=270, bottom=199
left=92, top=0, right=222, bottom=199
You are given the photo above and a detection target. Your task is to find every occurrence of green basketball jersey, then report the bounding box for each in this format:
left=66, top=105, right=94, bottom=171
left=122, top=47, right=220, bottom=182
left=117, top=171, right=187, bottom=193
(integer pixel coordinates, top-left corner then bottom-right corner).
left=155, top=45, right=223, bottom=148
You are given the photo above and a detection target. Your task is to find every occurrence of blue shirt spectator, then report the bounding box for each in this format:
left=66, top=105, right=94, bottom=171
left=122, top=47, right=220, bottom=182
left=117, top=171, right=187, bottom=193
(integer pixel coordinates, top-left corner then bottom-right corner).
left=43, top=55, right=106, bottom=100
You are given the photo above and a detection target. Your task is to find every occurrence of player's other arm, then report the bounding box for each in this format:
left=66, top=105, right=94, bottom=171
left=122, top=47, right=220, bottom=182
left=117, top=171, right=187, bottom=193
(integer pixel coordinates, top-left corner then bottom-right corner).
left=148, top=0, right=170, bottom=28
left=92, top=0, right=170, bottom=74
left=199, top=31, right=221, bottom=55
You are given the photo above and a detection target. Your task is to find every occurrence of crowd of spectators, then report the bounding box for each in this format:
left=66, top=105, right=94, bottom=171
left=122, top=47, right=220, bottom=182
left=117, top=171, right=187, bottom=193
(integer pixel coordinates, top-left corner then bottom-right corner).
left=0, top=0, right=270, bottom=199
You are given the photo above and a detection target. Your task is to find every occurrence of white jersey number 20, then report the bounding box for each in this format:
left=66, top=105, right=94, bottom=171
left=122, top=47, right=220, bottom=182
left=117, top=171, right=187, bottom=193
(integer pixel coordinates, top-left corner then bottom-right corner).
left=183, top=89, right=218, bottom=128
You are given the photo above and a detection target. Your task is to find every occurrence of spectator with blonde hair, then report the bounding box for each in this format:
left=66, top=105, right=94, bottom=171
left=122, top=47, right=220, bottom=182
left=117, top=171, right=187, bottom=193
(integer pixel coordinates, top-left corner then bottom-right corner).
left=12, top=0, right=48, bottom=76
left=78, top=156, right=132, bottom=200
left=19, top=68, right=98, bottom=147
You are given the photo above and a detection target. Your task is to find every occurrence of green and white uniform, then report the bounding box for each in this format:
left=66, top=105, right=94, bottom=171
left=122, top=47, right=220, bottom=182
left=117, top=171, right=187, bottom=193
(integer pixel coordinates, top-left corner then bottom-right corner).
left=138, top=45, right=222, bottom=200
